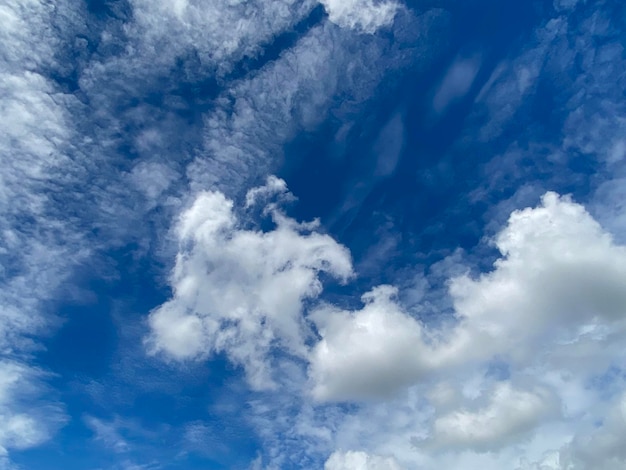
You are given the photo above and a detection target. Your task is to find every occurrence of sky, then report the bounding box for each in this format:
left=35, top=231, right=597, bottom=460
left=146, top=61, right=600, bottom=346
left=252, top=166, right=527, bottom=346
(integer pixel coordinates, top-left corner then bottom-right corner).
left=2, top=0, right=626, bottom=469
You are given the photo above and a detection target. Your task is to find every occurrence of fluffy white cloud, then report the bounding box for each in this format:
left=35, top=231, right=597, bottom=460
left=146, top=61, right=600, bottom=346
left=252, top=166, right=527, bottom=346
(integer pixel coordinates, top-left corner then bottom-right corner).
left=3, top=0, right=444, bottom=467
left=320, top=0, right=399, bottom=33
left=172, top=183, right=624, bottom=468
left=310, top=285, right=430, bottom=401
left=152, top=183, right=626, bottom=469
left=325, top=450, right=403, bottom=470
left=310, top=192, right=626, bottom=402
left=447, top=191, right=626, bottom=364
left=147, top=178, right=353, bottom=389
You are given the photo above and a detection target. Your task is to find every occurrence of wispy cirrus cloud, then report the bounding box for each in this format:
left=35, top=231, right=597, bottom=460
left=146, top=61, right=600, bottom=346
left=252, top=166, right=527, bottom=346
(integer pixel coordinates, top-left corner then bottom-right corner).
left=0, top=0, right=91, bottom=462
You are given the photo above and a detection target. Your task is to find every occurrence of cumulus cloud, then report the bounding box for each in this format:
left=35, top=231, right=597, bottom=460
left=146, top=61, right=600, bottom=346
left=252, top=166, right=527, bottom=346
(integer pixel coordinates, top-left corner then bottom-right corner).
left=297, top=191, right=626, bottom=468
left=447, top=191, right=626, bottom=364
left=3, top=0, right=446, bottom=467
left=310, top=192, right=626, bottom=403
left=310, top=285, right=430, bottom=401
left=146, top=178, right=353, bottom=389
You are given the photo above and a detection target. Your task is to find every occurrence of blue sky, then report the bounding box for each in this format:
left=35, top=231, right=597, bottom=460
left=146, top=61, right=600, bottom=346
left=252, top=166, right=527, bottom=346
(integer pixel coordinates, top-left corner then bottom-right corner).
left=2, top=0, right=626, bottom=469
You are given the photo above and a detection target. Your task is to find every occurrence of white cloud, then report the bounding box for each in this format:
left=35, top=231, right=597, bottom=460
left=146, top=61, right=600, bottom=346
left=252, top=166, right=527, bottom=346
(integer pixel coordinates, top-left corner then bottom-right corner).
left=519, top=392, right=626, bottom=470
left=228, top=3, right=626, bottom=469
left=309, top=192, right=626, bottom=398
left=4, top=0, right=446, bottom=467
left=160, top=174, right=626, bottom=470
left=0, top=361, right=66, bottom=458
left=446, top=191, right=626, bottom=366
left=129, top=161, right=179, bottom=209
left=320, top=0, right=399, bottom=33
left=428, top=383, right=558, bottom=452
left=146, top=178, right=353, bottom=389
left=325, top=450, right=403, bottom=470
left=301, top=191, right=626, bottom=466
left=474, top=18, right=563, bottom=141
left=310, top=285, right=430, bottom=401
left=187, top=16, right=420, bottom=196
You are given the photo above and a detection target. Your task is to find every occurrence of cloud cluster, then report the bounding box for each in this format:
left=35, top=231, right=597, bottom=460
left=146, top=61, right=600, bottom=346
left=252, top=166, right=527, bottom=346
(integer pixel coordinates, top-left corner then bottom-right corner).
left=149, top=175, right=626, bottom=468
left=319, top=0, right=399, bottom=33
left=7, top=0, right=626, bottom=468
left=317, top=193, right=626, bottom=469
left=310, top=285, right=429, bottom=401
left=311, top=192, right=626, bottom=400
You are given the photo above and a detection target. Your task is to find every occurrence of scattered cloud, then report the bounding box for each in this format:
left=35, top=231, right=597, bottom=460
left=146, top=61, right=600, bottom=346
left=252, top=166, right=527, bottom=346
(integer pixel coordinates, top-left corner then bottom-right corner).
left=146, top=174, right=626, bottom=468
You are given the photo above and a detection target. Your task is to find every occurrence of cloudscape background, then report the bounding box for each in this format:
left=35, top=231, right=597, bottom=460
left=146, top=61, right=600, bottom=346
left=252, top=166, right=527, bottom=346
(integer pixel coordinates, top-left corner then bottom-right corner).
left=2, top=0, right=626, bottom=468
